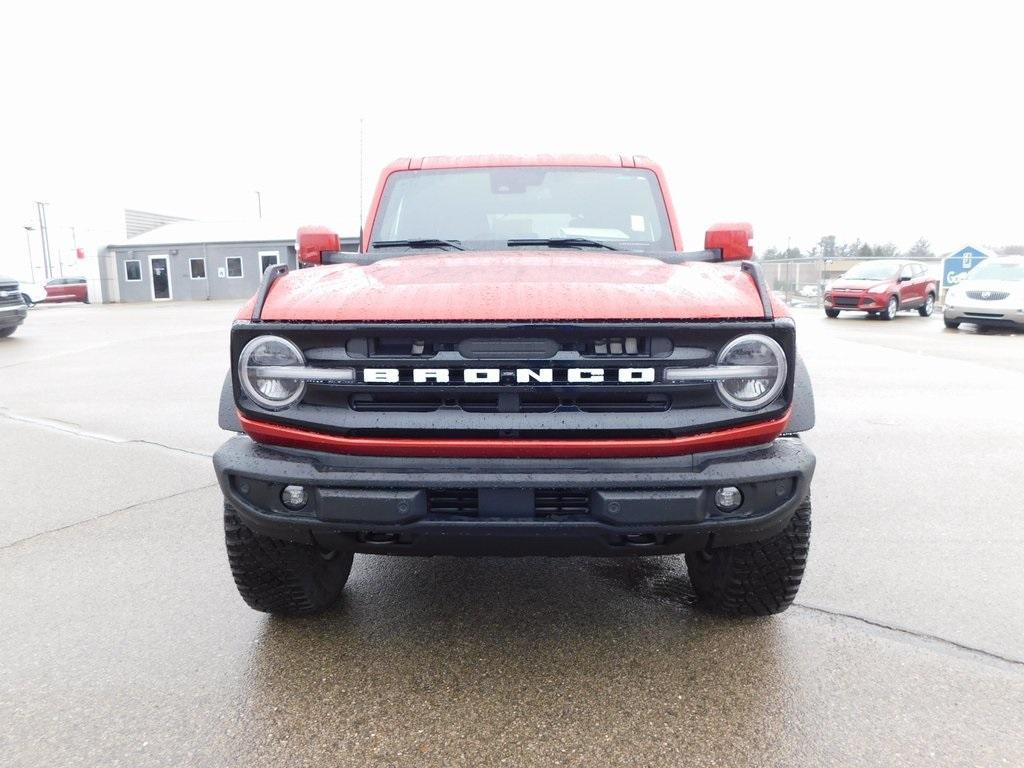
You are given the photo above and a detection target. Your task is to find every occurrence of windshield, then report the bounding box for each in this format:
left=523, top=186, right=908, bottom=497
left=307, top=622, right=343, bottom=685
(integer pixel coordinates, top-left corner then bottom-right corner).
left=370, top=167, right=674, bottom=251
left=842, top=261, right=900, bottom=281
left=966, top=260, right=1024, bottom=281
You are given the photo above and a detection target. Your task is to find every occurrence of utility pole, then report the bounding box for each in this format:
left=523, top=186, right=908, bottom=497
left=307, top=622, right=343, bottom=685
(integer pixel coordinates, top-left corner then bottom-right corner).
left=24, top=226, right=36, bottom=280
left=36, top=202, right=53, bottom=280
left=359, top=117, right=365, bottom=244
left=255, top=190, right=263, bottom=220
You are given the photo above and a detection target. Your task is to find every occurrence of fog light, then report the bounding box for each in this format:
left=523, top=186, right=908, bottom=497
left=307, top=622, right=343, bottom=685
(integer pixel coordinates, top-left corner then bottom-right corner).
left=281, top=485, right=308, bottom=510
left=714, top=486, right=743, bottom=512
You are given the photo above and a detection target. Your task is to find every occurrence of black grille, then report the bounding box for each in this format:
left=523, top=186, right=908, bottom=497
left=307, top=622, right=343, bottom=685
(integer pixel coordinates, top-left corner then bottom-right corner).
left=426, top=489, right=591, bottom=517
left=966, top=291, right=1009, bottom=301
left=0, top=285, right=23, bottom=307
left=426, top=489, right=479, bottom=515
left=833, top=297, right=861, bottom=307
left=534, top=490, right=591, bottom=516
left=232, top=321, right=795, bottom=441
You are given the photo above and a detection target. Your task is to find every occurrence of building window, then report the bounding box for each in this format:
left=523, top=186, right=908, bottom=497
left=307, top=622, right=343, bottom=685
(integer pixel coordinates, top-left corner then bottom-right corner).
left=125, top=260, right=142, bottom=281
left=259, top=250, right=280, bottom=274
left=226, top=256, right=243, bottom=278
left=190, top=258, right=207, bottom=279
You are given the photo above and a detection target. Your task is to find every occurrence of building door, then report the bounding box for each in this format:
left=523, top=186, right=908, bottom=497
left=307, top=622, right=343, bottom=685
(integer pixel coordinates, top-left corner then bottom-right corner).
left=259, top=251, right=280, bottom=275
left=150, top=256, right=171, bottom=300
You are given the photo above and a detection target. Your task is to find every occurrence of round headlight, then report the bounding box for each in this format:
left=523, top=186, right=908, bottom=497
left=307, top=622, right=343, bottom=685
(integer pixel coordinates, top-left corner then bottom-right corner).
left=238, top=335, right=306, bottom=410
left=716, top=334, right=787, bottom=411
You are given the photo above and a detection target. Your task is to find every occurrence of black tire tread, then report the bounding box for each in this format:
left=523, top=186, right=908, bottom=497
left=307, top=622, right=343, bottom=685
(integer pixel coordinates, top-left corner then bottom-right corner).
left=223, top=502, right=352, bottom=615
left=918, top=293, right=935, bottom=317
left=686, top=497, right=811, bottom=616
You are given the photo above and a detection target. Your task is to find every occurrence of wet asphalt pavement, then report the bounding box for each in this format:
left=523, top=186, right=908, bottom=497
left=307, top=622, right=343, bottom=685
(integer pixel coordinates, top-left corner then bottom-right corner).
left=2, top=302, right=1023, bottom=767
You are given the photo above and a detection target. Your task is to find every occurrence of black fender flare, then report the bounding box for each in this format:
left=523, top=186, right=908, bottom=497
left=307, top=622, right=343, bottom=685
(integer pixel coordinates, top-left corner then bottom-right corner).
left=785, top=354, right=815, bottom=433
left=218, top=372, right=242, bottom=433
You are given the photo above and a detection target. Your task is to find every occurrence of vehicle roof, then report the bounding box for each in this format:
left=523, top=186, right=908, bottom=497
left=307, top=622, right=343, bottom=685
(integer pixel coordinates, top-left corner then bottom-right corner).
left=384, top=154, right=655, bottom=172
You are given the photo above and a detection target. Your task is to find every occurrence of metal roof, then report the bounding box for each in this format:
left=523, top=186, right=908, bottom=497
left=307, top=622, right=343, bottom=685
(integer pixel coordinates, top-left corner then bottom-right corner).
left=107, top=220, right=302, bottom=248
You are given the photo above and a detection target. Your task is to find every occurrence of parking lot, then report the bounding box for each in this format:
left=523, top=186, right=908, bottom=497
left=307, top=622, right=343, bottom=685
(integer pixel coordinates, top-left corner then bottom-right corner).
left=2, top=301, right=1023, bottom=767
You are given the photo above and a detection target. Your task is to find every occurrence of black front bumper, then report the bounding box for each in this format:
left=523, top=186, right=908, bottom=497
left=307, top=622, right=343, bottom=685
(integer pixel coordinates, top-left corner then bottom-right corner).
left=214, top=436, right=815, bottom=557
left=0, top=304, right=27, bottom=329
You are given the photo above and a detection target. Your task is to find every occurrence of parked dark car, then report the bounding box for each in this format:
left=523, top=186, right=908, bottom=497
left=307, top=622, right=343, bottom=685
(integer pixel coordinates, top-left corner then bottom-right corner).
left=823, top=260, right=939, bottom=320
left=0, top=276, right=28, bottom=337
left=44, top=276, right=89, bottom=303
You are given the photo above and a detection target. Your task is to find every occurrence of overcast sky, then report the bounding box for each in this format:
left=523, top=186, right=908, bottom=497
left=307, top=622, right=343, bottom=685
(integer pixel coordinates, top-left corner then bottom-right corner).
left=1, top=1, right=1021, bottom=280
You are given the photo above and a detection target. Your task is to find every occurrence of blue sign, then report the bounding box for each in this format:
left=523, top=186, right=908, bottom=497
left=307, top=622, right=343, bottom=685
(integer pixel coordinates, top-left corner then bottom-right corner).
left=943, top=247, right=988, bottom=288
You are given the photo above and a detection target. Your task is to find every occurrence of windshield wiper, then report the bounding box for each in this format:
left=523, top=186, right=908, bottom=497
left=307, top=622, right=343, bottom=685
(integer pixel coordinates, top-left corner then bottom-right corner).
left=507, top=237, right=619, bottom=251
left=371, top=239, right=465, bottom=251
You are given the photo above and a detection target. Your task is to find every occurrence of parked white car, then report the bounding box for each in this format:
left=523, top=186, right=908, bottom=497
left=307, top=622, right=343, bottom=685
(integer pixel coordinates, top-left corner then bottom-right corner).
left=18, top=282, right=47, bottom=307
left=943, top=256, right=1024, bottom=330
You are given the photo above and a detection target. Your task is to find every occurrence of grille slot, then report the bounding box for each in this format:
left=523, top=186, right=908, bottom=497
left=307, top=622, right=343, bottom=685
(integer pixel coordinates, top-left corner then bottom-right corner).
left=833, top=297, right=861, bottom=307
left=427, top=489, right=480, bottom=516
left=535, top=490, right=591, bottom=516
left=349, top=393, right=442, bottom=412
left=575, top=394, right=671, bottom=413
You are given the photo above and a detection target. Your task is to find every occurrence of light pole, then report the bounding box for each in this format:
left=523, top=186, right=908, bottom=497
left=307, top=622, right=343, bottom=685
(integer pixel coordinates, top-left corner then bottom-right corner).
left=36, top=201, right=53, bottom=280
left=24, top=226, right=36, bottom=280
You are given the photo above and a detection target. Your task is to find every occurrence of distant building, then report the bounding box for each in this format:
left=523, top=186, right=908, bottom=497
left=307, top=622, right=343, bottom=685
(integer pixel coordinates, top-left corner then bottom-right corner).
left=98, top=221, right=357, bottom=303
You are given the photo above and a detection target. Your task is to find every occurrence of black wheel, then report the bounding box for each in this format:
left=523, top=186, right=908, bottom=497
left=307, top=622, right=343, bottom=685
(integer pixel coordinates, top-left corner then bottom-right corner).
left=918, top=293, right=935, bottom=317
left=880, top=295, right=898, bottom=320
left=224, top=502, right=353, bottom=615
left=21, top=293, right=35, bottom=308
left=686, top=496, right=811, bottom=616
left=944, top=317, right=960, bottom=330
left=824, top=308, right=840, bottom=318
left=0, top=326, right=16, bottom=338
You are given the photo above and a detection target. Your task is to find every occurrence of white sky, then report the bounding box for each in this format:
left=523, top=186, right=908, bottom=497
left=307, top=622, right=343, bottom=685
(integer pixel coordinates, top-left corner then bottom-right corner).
left=1, top=0, right=1022, bottom=281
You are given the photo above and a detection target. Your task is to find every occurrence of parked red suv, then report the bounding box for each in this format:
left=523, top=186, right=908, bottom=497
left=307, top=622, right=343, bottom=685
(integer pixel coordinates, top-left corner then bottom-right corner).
left=43, top=276, right=89, bottom=303
left=823, top=260, right=938, bottom=320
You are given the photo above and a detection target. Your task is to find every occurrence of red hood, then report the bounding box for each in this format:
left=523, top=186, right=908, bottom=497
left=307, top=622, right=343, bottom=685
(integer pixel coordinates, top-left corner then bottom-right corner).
left=829, top=278, right=891, bottom=292
left=246, top=252, right=778, bottom=322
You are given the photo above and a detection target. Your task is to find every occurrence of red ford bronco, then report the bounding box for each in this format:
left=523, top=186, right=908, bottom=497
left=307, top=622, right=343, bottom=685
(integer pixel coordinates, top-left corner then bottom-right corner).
left=214, top=155, right=816, bottom=616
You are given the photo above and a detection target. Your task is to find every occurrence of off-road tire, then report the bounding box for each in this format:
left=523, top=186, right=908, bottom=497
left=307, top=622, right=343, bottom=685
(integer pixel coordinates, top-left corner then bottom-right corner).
left=0, top=326, right=16, bottom=338
left=880, top=296, right=898, bottom=320
left=918, top=293, right=935, bottom=317
left=944, top=317, right=960, bottom=329
left=686, top=496, right=811, bottom=616
left=824, top=308, right=840, bottom=318
left=224, top=502, right=353, bottom=615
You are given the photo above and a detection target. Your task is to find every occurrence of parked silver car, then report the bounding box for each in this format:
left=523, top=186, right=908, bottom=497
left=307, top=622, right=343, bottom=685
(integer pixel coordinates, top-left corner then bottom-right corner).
left=944, top=256, right=1024, bottom=330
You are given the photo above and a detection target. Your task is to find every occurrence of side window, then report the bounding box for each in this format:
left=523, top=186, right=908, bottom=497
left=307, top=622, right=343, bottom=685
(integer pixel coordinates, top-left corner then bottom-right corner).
left=900, top=265, right=913, bottom=280
left=190, top=258, right=207, bottom=279
left=913, top=264, right=926, bottom=277
left=125, top=261, right=142, bottom=282
left=226, top=256, right=243, bottom=278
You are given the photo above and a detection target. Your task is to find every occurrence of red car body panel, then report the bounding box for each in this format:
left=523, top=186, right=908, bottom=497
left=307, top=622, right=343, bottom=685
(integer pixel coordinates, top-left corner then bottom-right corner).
left=238, top=409, right=792, bottom=459
left=360, top=154, right=683, bottom=252
left=243, top=252, right=776, bottom=322
left=44, top=278, right=88, bottom=302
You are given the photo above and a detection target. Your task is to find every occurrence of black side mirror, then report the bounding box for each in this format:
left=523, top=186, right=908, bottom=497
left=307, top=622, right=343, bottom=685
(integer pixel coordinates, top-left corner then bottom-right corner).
left=899, top=275, right=912, bottom=282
